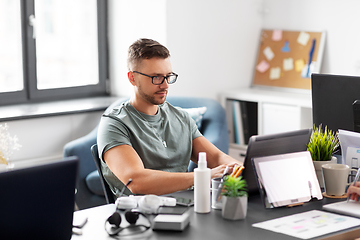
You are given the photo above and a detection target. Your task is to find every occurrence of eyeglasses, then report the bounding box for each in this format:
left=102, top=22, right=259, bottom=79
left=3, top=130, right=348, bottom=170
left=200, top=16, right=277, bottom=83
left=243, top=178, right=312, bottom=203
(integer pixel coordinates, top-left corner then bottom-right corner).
left=133, top=71, right=178, bottom=85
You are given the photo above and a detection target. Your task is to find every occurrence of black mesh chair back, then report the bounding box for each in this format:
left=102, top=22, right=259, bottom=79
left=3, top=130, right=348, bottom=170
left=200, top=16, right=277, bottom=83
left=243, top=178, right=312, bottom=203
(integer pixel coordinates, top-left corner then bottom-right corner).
left=90, top=144, right=115, bottom=204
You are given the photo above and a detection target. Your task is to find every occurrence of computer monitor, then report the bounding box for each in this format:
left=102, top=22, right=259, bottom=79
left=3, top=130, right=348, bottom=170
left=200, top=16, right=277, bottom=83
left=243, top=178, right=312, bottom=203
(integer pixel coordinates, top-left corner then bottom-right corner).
left=0, top=157, right=78, bottom=240
left=311, top=73, right=360, bottom=133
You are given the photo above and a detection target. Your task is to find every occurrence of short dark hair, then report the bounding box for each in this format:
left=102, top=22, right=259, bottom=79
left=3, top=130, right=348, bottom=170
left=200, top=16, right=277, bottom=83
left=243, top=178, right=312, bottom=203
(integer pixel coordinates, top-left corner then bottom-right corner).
left=127, top=38, right=170, bottom=71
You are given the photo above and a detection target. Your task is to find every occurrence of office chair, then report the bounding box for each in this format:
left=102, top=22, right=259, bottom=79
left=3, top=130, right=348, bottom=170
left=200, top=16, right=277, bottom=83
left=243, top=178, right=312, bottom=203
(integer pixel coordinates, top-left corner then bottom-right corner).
left=90, top=144, right=115, bottom=204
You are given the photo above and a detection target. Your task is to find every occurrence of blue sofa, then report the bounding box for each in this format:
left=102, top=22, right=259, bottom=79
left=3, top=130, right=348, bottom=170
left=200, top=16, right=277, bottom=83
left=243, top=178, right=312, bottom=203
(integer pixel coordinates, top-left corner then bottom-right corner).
left=63, top=96, right=229, bottom=210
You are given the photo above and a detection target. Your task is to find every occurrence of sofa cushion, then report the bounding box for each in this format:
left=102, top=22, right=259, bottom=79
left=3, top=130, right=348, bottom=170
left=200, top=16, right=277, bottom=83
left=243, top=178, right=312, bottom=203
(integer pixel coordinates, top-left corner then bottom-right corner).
left=181, top=107, right=207, bottom=129
left=85, top=170, right=105, bottom=196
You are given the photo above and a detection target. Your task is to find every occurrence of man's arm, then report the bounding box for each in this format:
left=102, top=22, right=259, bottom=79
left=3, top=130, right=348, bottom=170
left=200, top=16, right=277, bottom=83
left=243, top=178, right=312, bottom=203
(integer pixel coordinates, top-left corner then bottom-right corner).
left=104, top=144, right=194, bottom=195
left=191, top=136, right=242, bottom=176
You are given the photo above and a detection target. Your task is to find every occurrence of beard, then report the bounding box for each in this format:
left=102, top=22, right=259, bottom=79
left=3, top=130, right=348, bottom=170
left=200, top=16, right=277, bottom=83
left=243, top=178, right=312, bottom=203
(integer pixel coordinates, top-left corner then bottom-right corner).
left=138, top=84, right=167, bottom=105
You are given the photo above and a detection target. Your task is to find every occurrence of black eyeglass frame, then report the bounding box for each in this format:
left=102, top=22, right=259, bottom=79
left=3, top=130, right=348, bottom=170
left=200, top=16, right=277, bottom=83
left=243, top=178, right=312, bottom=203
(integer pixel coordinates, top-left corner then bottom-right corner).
left=132, top=71, right=178, bottom=85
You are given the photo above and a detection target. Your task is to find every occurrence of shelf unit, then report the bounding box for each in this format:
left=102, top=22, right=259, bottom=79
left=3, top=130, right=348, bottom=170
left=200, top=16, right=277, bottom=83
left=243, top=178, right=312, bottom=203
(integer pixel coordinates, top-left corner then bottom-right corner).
left=220, top=87, right=313, bottom=162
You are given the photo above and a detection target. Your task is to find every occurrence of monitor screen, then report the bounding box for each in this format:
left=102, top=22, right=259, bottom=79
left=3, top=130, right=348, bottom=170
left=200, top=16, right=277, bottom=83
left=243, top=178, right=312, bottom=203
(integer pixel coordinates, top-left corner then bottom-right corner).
left=312, top=73, right=360, bottom=133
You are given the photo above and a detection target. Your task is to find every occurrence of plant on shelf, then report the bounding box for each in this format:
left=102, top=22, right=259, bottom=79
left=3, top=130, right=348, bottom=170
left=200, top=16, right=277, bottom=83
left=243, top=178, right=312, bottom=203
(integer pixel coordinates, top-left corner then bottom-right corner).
left=307, top=124, right=339, bottom=161
left=221, top=175, right=248, bottom=220
left=307, top=124, right=339, bottom=188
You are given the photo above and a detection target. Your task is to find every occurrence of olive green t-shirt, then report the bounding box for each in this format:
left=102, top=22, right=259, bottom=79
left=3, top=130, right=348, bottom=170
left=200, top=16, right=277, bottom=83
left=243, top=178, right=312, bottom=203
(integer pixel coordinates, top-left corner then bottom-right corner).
left=97, top=101, right=202, bottom=197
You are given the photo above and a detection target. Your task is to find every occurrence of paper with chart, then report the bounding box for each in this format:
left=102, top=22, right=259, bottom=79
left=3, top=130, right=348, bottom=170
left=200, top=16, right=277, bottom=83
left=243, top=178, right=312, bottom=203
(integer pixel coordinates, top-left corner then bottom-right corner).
left=253, top=210, right=360, bottom=239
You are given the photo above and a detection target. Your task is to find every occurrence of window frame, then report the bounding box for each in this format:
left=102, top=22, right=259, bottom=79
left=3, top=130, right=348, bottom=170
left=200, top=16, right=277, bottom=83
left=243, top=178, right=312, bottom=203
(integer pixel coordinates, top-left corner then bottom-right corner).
left=0, top=0, right=108, bottom=106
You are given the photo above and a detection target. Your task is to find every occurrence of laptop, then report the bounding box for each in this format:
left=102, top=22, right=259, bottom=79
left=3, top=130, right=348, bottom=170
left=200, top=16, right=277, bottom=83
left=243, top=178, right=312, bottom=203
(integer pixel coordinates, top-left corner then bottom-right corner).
left=242, top=128, right=312, bottom=195
left=0, top=156, right=79, bottom=240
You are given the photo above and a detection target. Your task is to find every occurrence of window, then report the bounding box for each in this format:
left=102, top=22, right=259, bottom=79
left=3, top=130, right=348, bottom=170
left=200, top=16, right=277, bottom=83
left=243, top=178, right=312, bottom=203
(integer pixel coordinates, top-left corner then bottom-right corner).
left=0, top=0, right=23, bottom=94
left=0, top=0, right=108, bottom=106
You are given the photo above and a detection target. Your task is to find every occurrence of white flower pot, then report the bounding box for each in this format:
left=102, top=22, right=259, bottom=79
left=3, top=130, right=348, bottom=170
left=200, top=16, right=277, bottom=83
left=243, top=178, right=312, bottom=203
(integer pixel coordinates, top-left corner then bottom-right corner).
left=221, top=196, right=247, bottom=220
left=313, top=156, right=337, bottom=188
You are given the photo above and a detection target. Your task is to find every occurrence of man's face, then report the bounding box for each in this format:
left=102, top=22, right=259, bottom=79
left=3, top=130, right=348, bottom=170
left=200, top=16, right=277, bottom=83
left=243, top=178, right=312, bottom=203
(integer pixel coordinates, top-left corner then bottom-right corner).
left=133, top=57, right=173, bottom=106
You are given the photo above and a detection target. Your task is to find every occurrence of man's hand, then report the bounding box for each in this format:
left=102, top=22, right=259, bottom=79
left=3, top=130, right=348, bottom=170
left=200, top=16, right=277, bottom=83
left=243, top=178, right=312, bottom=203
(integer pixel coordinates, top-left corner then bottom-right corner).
left=347, top=181, right=360, bottom=202
left=210, top=162, right=241, bottom=179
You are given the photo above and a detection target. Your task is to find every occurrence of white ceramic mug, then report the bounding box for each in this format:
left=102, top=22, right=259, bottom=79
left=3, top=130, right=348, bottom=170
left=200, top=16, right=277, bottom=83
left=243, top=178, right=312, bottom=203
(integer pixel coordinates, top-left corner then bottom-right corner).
left=321, top=163, right=357, bottom=196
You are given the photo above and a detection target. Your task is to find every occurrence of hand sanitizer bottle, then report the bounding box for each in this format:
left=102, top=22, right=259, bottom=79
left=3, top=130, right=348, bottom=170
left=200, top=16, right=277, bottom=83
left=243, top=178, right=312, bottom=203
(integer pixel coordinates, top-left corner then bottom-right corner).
left=194, top=152, right=211, bottom=213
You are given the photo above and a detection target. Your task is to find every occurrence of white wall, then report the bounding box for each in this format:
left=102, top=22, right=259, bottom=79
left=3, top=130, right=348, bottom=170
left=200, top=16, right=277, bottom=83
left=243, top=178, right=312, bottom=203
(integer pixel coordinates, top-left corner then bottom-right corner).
left=108, top=0, right=263, bottom=100
left=166, top=0, right=263, bottom=99
left=108, top=0, right=167, bottom=98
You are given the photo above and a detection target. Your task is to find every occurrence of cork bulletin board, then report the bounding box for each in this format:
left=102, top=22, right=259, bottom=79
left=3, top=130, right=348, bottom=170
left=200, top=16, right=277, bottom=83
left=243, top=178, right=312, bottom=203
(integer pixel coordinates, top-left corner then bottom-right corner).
left=252, top=29, right=326, bottom=90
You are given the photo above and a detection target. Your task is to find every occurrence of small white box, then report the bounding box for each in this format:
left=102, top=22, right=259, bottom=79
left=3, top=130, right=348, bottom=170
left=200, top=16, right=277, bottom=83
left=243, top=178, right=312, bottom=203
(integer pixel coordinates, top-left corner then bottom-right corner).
left=153, top=209, right=191, bottom=231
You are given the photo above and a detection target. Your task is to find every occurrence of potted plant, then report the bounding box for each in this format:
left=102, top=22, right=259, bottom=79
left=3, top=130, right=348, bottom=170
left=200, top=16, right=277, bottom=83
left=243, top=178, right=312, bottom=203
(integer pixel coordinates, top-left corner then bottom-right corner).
left=307, top=124, right=339, bottom=188
left=221, top=175, right=248, bottom=220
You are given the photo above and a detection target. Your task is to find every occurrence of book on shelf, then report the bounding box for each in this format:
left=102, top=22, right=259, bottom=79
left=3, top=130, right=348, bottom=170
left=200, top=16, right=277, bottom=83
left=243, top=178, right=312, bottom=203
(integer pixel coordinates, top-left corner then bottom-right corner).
left=232, top=100, right=244, bottom=145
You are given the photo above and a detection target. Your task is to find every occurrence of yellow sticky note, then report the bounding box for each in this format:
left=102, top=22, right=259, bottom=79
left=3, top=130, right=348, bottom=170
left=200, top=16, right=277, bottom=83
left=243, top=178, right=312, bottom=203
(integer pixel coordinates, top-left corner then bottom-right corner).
left=269, top=67, right=281, bottom=80
left=283, top=58, right=294, bottom=71
left=295, top=59, right=305, bottom=72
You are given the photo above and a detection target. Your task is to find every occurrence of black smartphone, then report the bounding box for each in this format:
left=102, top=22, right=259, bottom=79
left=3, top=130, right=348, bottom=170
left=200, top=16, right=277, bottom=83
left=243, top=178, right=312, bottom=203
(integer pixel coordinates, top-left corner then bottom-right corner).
left=168, top=196, right=194, bottom=207
left=157, top=206, right=189, bottom=215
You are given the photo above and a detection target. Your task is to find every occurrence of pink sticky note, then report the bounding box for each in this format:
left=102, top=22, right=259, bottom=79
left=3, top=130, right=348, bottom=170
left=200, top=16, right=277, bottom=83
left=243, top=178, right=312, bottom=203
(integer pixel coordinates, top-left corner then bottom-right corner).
left=256, top=60, right=270, bottom=73
left=272, top=30, right=282, bottom=41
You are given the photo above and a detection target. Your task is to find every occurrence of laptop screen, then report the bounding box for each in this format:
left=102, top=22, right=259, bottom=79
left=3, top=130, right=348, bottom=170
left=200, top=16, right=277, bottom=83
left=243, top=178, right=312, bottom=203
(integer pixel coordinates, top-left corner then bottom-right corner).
left=0, top=156, right=78, bottom=240
left=242, top=129, right=312, bottom=195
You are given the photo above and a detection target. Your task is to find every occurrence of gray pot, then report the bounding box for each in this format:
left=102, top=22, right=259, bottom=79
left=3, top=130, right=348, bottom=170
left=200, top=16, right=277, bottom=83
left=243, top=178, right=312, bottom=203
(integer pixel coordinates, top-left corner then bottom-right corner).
left=221, top=196, right=247, bottom=220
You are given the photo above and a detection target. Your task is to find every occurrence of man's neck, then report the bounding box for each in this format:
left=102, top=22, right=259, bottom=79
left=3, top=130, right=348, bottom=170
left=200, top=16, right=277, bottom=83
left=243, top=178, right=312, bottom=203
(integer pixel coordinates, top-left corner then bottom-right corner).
left=130, top=98, right=159, bottom=115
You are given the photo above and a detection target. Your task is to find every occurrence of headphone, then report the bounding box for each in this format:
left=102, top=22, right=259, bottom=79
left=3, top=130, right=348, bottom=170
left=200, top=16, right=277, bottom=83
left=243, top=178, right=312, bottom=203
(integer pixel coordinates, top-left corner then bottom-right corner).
left=104, top=209, right=151, bottom=237
left=138, top=194, right=162, bottom=213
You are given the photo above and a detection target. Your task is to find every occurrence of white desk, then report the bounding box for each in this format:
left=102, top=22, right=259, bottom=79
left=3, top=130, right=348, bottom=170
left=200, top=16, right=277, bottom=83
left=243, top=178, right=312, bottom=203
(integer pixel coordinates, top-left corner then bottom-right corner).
left=72, top=204, right=116, bottom=240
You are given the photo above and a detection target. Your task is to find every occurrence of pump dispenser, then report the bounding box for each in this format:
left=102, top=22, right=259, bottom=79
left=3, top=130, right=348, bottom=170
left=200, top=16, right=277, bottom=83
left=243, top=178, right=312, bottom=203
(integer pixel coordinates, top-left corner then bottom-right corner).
left=194, top=152, right=211, bottom=213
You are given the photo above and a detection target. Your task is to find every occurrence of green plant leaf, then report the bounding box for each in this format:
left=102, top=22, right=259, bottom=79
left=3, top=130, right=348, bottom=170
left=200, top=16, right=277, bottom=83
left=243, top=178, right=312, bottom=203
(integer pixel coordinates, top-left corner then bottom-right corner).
left=221, top=175, right=248, bottom=197
left=307, top=124, right=339, bottom=161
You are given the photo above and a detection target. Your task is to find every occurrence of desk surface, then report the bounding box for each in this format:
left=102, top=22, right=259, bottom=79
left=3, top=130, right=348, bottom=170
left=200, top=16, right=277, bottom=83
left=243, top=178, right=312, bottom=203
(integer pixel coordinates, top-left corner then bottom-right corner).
left=72, top=191, right=360, bottom=240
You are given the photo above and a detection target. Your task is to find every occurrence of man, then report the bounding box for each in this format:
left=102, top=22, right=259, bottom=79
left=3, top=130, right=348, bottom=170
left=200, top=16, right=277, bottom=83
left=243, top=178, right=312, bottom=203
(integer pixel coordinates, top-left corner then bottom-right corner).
left=97, top=38, right=240, bottom=197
